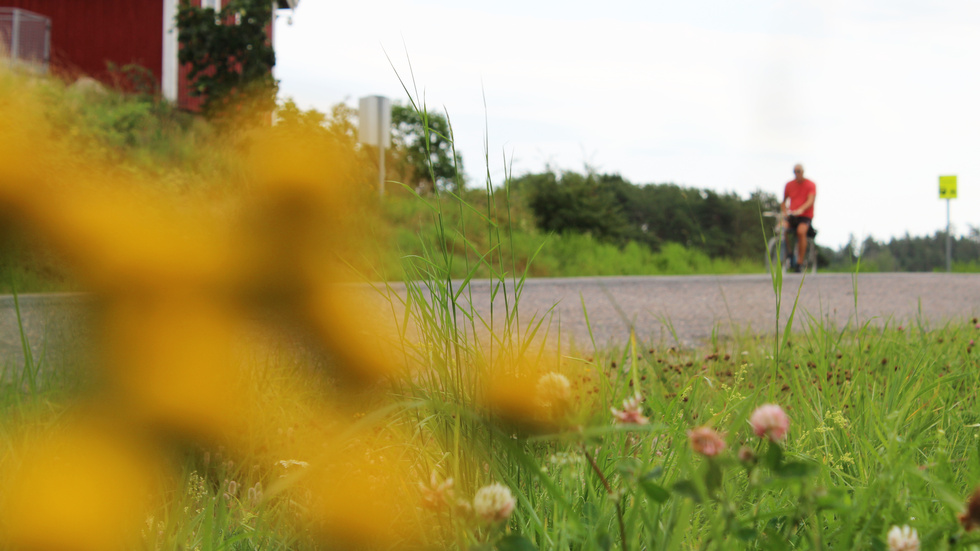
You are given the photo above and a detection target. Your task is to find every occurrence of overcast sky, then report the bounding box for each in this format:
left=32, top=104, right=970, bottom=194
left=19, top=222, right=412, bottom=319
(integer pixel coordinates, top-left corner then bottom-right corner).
left=273, top=0, right=980, bottom=249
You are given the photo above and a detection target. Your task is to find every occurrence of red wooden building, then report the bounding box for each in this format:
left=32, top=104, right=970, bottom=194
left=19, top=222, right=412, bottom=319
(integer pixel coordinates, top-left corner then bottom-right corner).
left=0, top=0, right=296, bottom=110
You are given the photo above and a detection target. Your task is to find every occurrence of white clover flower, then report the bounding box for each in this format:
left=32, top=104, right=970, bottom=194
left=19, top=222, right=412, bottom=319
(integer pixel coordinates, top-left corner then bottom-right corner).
left=611, top=393, right=648, bottom=425
left=419, top=471, right=455, bottom=510
left=473, top=483, right=515, bottom=523
left=536, top=372, right=572, bottom=408
left=887, top=525, right=919, bottom=551
left=277, top=459, right=310, bottom=477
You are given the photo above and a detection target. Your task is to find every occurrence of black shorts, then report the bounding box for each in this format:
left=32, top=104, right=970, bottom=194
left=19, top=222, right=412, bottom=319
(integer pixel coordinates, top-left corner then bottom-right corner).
left=787, top=216, right=816, bottom=238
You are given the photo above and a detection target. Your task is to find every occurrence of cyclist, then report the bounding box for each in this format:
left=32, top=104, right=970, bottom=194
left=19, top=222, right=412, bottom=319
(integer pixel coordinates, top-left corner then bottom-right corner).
left=781, top=164, right=816, bottom=272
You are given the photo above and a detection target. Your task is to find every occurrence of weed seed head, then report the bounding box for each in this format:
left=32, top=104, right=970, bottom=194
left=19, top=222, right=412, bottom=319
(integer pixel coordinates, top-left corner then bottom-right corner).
left=959, top=487, right=980, bottom=531
left=687, top=426, right=726, bottom=457
left=737, top=445, right=756, bottom=464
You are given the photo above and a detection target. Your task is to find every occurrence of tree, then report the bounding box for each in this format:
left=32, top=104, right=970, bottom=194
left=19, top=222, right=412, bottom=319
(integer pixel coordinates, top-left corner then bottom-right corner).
left=275, top=99, right=359, bottom=150
left=512, top=169, right=779, bottom=261
left=176, top=0, right=277, bottom=120
left=514, top=171, right=633, bottom=245
left=389, top=104, right=464, bottom=194
left=272, top=99, right=375, bottom=195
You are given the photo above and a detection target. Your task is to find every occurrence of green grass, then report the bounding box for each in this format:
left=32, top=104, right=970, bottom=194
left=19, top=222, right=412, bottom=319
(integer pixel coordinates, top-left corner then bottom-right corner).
left=4, top=287, right=979, bottom=549
left=165, top=164, right=980, bottom=548
left=1, top=174, right=977, bottom=549
left=383, top=175, right=980, bottom=548
left=381, top=192, right=764, bottom=281
left=951, top=261, right=980, bottom=273
left=3, top=71, right=980, bottom=551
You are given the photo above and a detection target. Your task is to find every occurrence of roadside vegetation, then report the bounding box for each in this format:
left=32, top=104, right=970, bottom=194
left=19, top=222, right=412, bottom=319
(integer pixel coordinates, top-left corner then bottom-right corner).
left=4, top=67, right=979, bottom=293
left=2, top=61, right=980, bottom=551
left=5, top=272, right=980, bottom=551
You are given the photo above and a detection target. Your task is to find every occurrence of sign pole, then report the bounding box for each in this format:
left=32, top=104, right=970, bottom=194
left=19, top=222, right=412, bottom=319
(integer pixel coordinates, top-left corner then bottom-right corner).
left=939, top=175, right=957, bottom=273
left=946, top=199, right=951, bottom=273
left=358, top=95, right=392, bottom=201
left=378, top=114, right=385, bottom=200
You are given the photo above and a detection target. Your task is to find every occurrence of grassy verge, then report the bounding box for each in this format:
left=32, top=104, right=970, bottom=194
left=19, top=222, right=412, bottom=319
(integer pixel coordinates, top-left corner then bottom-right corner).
left=0, top=74, right=767, bottom=292
left=3, top=299, right=979, bottom=549
left=3, top=161, right=978, bottom=551
left=2, top=68, right=978, bottom=551
left=383, top=192, right=764, bottom=281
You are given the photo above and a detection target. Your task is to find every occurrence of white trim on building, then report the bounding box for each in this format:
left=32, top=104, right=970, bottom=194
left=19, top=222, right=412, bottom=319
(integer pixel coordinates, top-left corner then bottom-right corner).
left=161, top=0, right=178, bottom=102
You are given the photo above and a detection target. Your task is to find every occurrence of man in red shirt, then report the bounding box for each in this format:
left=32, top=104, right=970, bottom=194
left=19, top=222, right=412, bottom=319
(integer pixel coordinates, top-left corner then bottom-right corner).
left=781, top=164, right=816, bottom=272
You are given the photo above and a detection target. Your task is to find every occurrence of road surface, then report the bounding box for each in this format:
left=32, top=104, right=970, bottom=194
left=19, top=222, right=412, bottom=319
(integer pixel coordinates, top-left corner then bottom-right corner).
left=1, top=273, right=978, bottom=373
left=450, top=272, right=980, bottom=348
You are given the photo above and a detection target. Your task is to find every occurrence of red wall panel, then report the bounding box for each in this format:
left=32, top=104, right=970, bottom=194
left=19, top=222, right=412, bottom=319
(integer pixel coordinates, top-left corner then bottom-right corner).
left=4, top=0, right=279, bottom=113
left=177, top=57, right=204, bottom=112
left=2, top=0, right=163, bottom=84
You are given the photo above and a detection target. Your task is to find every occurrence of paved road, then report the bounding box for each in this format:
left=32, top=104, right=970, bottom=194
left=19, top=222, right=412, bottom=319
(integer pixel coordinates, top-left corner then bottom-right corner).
left=0, top=293, right=95, bottom=375
left=434, top=272, right=980, bottom=348
left=1, top=273, right=978, bottom=372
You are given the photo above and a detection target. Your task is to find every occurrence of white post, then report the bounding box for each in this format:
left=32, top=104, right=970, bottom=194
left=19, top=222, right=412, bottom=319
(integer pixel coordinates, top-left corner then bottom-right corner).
left=161, top=0, right=179, bottom=102
left=11, top=9, right=20, bottom=61
left=43, top=19, right=50, bottom=69
left=358, top=96, right=391, bottom=200
left=378, top=114, right=385, bottom=199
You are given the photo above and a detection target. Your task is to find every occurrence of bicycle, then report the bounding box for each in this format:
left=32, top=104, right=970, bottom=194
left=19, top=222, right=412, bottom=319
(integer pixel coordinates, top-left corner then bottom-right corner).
left=763, top=210, right=817, bottom=274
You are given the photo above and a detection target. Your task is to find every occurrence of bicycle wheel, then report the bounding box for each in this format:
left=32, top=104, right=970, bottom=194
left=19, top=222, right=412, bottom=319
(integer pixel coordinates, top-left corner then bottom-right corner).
left=806, top=237, right=818, bottom=274
left=766, top=237, right=786, bottom=273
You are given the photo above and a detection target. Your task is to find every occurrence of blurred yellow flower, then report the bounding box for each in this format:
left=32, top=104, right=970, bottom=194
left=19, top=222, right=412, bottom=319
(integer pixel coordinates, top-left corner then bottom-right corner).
left=27, top=186, right=229, bottom=293
left=479, top=352, right=589, bottom=431
left=98, top=295, right=248, bottom=442
left=0, top=66, right=434, bottom=551
left=0, top=422, right=162, bottom=551
left=536, top=371, right=572, bottom=422
left=283, top=433, right=427, bottom=549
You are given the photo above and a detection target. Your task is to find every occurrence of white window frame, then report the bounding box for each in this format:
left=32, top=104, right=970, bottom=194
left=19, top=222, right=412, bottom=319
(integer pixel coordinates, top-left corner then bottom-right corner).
left=161, top=0, right=178, bottom=101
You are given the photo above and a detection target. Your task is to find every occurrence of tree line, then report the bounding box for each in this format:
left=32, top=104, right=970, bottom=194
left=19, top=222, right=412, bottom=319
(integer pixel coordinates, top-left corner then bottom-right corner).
left=276, top=98, right=980, bottom=273
left=511, top=170, right=778, bottom=262
left=512, top=169, right=980, bottom=272
left=825, top=232, right=980, bottom=272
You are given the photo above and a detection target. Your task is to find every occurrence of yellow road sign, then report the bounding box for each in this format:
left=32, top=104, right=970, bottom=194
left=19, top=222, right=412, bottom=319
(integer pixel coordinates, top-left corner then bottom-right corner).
left=939, top=175, right=957, bottom=199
